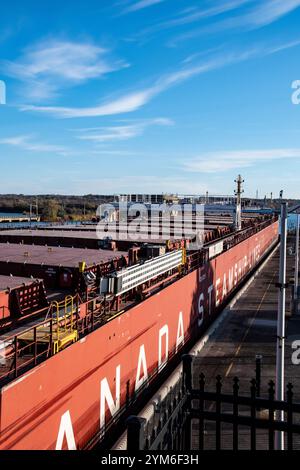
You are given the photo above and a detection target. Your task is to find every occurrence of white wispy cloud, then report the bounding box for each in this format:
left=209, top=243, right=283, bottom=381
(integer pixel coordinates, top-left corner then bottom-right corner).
left=21, top=88, right=155, bottom=117
left=246, top=0, right=300, bottom=27
left=2, top=39, right=129, bottom=101
left=122, top=0, right=166, bottom=14
left=76, top=117, right=173, bottom=142
left=0, top=135, right=67, bottom=154
left=137, top=0, right=252, bottom=37
left=20, top=37, right=300, bottom=119
left=20, top=49, right=257, bottom=118
left=172, top=0, right=300, bottom=44
left=183, top=149, right=300, bottom=173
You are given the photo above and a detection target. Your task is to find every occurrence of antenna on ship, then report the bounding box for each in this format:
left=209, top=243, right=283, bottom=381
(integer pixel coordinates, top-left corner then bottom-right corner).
left=234, top=174, right=244, bottom=231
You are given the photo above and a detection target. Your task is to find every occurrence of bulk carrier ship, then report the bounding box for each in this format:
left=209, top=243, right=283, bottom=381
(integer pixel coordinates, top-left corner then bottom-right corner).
left=0, top=183, right=279, bottom=450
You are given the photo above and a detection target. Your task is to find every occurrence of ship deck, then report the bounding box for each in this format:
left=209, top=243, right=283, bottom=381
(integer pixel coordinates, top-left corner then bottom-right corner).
left=28, top=212, right=260, bottom=232
left=0, top=229, right=186, bottom=244
left=0, top=274, right=41, bottom=291
left=0, top=211, right=265, bottom=249
left=0, top=243, right=127, bottom=268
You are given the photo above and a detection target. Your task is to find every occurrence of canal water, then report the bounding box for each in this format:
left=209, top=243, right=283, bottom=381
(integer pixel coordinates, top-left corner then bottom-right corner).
left=288, top=213, right=299, bottom=231
left=0, top=212, right=25, bottom=217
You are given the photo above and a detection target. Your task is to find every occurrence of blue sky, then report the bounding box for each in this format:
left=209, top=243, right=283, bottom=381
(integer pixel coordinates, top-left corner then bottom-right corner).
left=1, top=0, right=300, bottom=197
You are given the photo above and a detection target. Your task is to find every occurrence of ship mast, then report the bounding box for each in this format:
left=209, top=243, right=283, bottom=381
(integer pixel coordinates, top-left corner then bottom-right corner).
left=234, top=174, right=244, bottom=231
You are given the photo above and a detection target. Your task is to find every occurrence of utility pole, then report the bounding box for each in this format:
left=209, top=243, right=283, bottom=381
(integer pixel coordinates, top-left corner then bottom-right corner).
left=36, top=197, right=38, bottom=219
left=234, top=175, right=244, bottom=231
left=29, top=203, right=32, bottom=228
left=294, top=214, right=300, bottom=304
left=275, top=202, right=288, bottom=450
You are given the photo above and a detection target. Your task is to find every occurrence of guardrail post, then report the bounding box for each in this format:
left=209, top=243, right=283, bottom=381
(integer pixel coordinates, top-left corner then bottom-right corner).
left=126, top=416, right=146, bottom=451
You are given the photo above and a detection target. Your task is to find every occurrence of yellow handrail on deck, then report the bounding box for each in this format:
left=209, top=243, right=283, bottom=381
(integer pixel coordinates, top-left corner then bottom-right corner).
left=49, top=295, right=78, bottom=352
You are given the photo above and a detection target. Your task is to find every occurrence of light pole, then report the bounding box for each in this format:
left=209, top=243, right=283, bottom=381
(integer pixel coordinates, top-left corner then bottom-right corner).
left=29, top=203, right=32, bottom=228
left=234, top=175, right=244, bottom=231
left=294, top=214, right=299, bottom=305
left=275, top=202, right=288, bottom=450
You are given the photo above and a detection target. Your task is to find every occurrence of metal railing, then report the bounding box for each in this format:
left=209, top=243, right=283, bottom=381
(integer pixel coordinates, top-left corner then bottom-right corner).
left=126, top=355, right=300, bottom=451
left=0, top=295, right=79, bottom=383
left=126, top=377, right=188, bottom=451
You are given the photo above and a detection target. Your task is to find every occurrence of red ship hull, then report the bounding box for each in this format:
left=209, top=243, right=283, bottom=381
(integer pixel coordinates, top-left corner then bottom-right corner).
left=0, top=222, right=278, bottom=449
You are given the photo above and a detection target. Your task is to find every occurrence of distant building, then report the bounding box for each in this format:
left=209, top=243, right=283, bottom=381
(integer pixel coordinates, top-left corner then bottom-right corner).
left=118, top=194, right=165, bottom=204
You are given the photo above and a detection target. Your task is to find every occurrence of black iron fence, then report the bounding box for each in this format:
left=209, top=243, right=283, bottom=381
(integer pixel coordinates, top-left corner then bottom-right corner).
left=126, top=355, right=300, bottom=450
left=127, top=377, right=188, bottom=451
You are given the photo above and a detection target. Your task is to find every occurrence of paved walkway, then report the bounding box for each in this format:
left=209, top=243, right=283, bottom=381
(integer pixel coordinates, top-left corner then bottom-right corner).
left=191, top=239, right=300, bottom=449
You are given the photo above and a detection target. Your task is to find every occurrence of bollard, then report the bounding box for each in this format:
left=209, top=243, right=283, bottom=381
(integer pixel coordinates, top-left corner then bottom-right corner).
left=126, top=416, right=146, bottom=451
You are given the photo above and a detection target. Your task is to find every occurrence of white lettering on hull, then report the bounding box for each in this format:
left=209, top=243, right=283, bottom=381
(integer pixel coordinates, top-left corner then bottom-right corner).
left=100, top=365, right=121, bottom=430
left=215, top=278, right=221, bottom=307
left=198, top=293, right=204, bottom=327
left=222, top=273, right=227, bottom=298
left=176, top=311, right=184, bottom=352
left=96, top=242, right=266, bottom=440
left=135, top=345, right=148, bottom=391
left=228, top=267, right=234, bottom=291
left=158, top=324, right=169, bottom=369
left=197, top=242, right=262, bottom=328
left=54, top=236, right=275, bottom=449
left=56, top=411, right=76, bottom=450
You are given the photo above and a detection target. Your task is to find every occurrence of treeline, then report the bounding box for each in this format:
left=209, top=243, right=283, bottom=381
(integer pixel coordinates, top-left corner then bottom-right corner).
left=0, top=194, right=115, bottom=222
